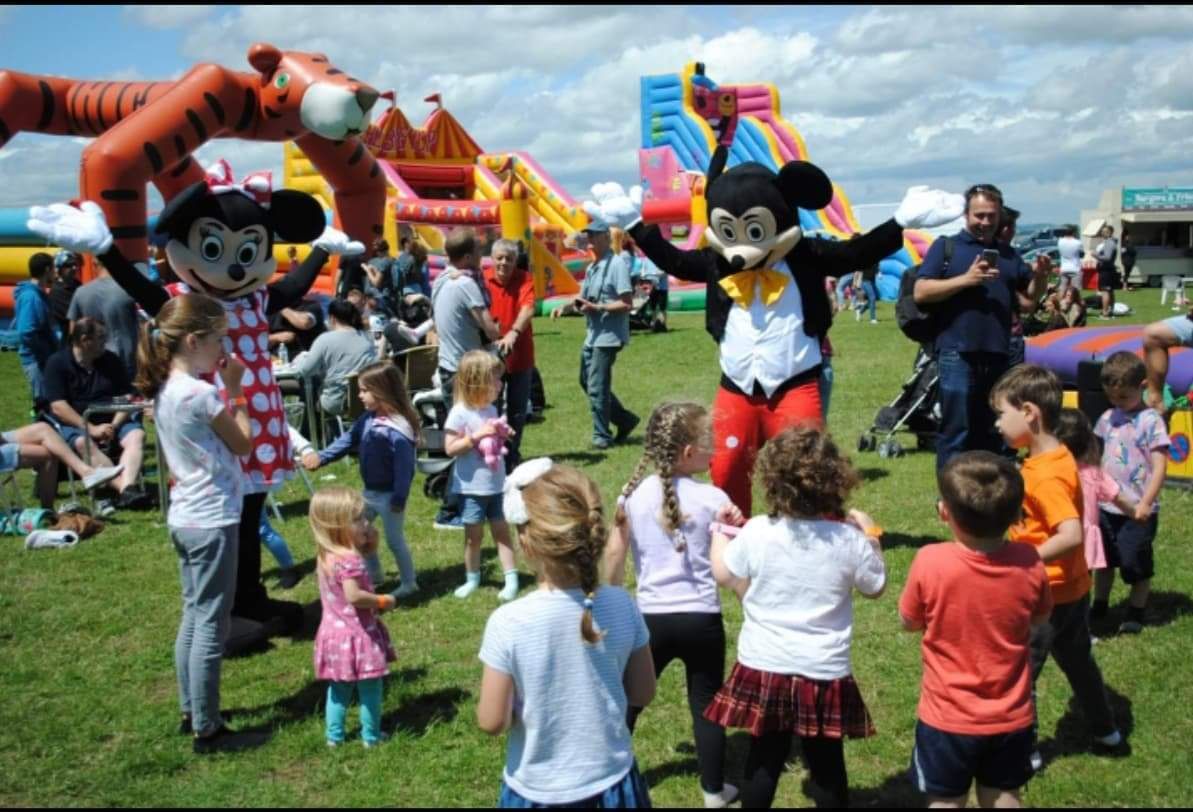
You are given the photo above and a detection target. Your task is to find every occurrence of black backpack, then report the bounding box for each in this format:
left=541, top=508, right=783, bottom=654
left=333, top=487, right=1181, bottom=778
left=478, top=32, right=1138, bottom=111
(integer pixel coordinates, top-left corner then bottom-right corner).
left=896, top=237, right=953, bottom=345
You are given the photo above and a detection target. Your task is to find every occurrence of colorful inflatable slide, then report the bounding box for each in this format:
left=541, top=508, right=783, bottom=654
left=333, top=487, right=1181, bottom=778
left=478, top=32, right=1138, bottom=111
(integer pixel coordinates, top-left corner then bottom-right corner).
left=638, top=62, right=933, bottom=301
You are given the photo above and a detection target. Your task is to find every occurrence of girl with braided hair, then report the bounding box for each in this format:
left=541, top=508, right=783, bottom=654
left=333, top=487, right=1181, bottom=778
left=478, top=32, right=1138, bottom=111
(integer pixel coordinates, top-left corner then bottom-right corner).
left=477, top=460, right=656, bottom=808
left=604, top=402, right=743, bottom=808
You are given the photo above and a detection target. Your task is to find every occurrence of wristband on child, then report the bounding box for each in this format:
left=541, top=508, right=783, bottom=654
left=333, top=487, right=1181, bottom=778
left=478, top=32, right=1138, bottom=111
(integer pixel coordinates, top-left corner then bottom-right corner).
left=864, top=525, right=884, bottom=540
left=709, top=522, right=741, bottom=538
left=376, top=595, right=394, bottom=611
left=228, top=396, right=248, bottom=409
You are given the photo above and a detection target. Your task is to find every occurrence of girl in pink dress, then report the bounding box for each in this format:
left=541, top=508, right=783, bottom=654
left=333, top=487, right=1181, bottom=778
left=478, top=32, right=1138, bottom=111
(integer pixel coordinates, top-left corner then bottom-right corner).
left=1055, top=410, right=1136, bottom=570
left=310, top=486, right=397, bottom=747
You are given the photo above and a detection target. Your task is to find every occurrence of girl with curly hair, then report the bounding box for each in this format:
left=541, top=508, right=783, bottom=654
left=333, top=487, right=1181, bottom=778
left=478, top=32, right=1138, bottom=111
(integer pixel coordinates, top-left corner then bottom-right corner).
left=706, top=426, right=886, bottom=808
left=604, top=401, right=743, bottom=808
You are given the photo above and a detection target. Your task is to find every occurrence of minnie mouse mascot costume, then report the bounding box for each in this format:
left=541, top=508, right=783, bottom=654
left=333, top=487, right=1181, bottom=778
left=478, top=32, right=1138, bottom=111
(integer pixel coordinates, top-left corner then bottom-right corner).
left=586, top=119, right=962, bottom=515
left=29, top=160, right=364, bottom=643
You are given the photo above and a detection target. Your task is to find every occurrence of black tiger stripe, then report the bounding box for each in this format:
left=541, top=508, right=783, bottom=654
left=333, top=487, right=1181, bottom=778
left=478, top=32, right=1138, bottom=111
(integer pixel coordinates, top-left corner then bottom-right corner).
left=66, top=83, right=84, bottom=133
left=311, top=56, right=328, bottom=63
left=263, top=105, right=282, bottom=120
left=95, top=82, right=114, bottom=131
left=347, top=77, right=360, bottom=84
left=132, top=83, right=154, bottom=111
left=170, top=156, right=193, bottom=178
left=113, top=83, right=131, bottom=122
left=174, top=135, right=186, bottom=159
left=110, top=225, right=148, bottom=239
left=101, top=189, right=139, bottom=201
left=235, top=88, right=255, bottom=131
left=347, top=142, right=364, bottom=166
left=325, top=68, right=343, bottom=76
left=368, top=161, right=380, bottom=179
left=143, top=142, right=164, bottom=174
left=81, top=83, right=96, bottom=134
left=36, top=80, right=54, bottom=130
left=186, top=108, right=207, bottom=142
left=0, top=117, right=10, bottom=145
left=203, top=91, right=225, bottom=125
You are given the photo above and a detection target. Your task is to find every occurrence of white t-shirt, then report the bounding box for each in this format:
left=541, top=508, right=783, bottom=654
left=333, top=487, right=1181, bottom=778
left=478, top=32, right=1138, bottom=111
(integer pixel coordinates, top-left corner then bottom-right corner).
left=479, top=586, right=650, bottom=805
left=1057, top=236, right=1082, bottom=274
left=445, top=402, right=504, bottom=496
left=624, top=475, right=731, bottom=615
left=723, top=515, right=885, bottom=679
left=155, top=371, right=244, bottom=529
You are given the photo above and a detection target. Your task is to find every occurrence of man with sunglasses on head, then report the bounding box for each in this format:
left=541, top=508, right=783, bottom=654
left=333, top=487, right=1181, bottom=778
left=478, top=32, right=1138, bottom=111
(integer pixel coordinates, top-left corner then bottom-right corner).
left=914, top=185, right=1051, bottom=472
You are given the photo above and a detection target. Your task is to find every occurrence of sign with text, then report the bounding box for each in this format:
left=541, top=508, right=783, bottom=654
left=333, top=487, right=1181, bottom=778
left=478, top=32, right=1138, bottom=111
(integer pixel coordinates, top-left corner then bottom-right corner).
left=1122, top=187, right=1193, bottom=211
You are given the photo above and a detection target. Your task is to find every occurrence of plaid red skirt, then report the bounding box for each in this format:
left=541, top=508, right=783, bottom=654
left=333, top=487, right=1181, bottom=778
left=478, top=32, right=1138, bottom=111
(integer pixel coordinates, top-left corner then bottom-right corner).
left=703, top=662, right=876, bottom=739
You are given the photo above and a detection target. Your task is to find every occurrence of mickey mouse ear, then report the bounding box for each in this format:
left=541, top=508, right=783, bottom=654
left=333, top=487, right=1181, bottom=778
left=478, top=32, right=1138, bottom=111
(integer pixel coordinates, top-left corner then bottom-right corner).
left=775, top=161, right=834, bottom=211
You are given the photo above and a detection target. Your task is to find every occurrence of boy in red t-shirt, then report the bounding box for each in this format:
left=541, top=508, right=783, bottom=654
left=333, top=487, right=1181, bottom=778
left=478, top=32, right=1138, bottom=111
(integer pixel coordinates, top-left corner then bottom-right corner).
left=901, top=451, right=1053, bottom=807
left=990, top=365, right=1122, bottom=769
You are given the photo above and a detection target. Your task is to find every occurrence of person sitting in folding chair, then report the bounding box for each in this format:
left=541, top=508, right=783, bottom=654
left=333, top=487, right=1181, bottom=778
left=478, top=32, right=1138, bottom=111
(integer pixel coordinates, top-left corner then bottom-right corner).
left=42, top=317, right=149, bottom=515
left=0, top=422, right=123, bottom=509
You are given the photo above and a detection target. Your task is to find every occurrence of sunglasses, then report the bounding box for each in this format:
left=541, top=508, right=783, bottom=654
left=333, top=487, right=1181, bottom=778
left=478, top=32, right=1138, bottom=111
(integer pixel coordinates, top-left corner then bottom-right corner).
left=965, top=184, right=1004, bottom=201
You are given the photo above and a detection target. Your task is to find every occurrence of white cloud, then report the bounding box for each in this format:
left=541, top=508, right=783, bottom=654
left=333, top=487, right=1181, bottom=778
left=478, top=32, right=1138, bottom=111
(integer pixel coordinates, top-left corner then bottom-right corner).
left=122, top=5, right=213, bottom=29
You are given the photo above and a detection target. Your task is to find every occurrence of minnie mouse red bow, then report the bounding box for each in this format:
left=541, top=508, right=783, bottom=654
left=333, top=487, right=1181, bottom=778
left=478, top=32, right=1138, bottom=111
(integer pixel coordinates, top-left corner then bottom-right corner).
left=204, top=159, right=272, bottom=208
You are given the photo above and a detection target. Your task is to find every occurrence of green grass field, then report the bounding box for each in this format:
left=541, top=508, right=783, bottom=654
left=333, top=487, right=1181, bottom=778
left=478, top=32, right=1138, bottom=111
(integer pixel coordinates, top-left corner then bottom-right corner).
left=1, top=288, right=1191, bottom=807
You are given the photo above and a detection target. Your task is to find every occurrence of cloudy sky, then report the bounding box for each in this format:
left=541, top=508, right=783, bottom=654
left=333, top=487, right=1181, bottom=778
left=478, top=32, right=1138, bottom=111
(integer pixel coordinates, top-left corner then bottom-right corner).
left=1, top=4, right=1191, bottom=228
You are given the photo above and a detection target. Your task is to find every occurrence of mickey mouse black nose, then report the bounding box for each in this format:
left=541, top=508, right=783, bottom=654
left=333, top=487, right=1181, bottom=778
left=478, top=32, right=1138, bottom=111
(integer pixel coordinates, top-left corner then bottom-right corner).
left=228, top=264, right=246, bottom=282
left=730, top=255, right=746, bottom=271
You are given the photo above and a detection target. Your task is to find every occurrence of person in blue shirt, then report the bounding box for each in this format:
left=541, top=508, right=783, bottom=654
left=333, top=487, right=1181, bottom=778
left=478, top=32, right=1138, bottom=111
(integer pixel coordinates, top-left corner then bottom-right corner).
left=15, top=253, right=60, bottom=410
left=914, top=184, right=1050, bottom=472
left=303, top=361, right=420, bottom=597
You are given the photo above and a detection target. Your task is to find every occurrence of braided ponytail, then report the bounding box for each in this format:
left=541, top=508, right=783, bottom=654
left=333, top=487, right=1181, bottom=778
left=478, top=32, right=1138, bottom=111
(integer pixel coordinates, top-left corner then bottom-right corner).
left=616, top=455, right=652, bottom=526
left=637, top=401, right=709, bottom=552
left=579, top=503, right=606, bottom=644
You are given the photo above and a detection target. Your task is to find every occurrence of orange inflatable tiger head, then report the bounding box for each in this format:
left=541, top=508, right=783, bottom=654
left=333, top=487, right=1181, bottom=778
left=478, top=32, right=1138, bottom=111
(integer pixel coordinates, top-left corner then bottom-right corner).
left=247, top=43, right=380, bottom=141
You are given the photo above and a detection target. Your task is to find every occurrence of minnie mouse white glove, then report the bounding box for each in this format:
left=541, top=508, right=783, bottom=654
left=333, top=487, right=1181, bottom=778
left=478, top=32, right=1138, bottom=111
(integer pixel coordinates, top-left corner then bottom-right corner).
left=894, top=186, right=965, bottom=229
left=582, top=183, right=645, bottom=231
left=312, top=226, right=365, bottom=256
left=27, top=201, right=113, bottom=255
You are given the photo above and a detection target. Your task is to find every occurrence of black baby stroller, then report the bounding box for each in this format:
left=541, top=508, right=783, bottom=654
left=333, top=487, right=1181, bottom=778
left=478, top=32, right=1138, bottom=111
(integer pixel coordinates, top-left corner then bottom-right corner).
left=628, top=278, right=668, bottom=333
left=857, top=345, right=940, bottom=459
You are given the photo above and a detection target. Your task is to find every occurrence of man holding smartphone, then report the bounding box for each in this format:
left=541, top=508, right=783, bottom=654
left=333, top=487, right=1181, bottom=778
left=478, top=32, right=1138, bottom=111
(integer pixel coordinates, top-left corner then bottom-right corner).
left=914, top=184, right=1050, bottom=471
left=552, top=220, right=639, bottom=449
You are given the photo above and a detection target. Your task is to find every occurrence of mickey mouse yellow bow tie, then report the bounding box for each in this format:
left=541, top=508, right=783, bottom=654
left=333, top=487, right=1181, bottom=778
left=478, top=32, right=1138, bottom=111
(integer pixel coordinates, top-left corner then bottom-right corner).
left=719, top=268, right=789, bottom=309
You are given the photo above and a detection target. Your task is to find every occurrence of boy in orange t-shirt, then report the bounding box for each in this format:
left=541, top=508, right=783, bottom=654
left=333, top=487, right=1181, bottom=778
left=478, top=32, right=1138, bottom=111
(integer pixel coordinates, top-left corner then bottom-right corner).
left=901, top=451, right=1053, bottom=808
left=990, top=365, right=1122, bottom=769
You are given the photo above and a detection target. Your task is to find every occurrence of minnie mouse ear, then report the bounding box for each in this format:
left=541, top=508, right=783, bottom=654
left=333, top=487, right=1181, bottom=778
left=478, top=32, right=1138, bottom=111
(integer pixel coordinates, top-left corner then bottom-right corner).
left=268, top=190, right=326, bottom=243
left=155, top=181, right=211, bottom=239
left=775, top=161, right=834, bottom=211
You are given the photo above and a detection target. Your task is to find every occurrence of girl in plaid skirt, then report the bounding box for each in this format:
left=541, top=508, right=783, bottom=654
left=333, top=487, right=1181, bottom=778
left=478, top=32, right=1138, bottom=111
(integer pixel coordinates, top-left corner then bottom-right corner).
left=708, top=427, right=887, bottom=807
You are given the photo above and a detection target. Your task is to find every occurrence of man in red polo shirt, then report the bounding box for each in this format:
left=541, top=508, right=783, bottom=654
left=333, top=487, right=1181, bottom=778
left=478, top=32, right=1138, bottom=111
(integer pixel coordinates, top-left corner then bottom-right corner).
left=485, top=239, right=536, bottom=468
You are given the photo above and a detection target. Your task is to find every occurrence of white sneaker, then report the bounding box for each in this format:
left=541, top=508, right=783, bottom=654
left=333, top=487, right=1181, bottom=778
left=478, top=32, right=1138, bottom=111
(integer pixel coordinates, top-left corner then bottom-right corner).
left=870, top=318, right=878, bottom=324
left=82, top=465, right=124, bottom=491
left=1096, top=729, right=1123, bottom=748
left=703, top=783, right=739, bottom=809
left=1030, top=750, right=1043, bottom=772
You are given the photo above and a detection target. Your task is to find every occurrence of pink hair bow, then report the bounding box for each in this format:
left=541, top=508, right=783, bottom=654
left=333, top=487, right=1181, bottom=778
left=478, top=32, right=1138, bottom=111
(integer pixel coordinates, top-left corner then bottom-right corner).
left=204, top=159, right=273, bottom=208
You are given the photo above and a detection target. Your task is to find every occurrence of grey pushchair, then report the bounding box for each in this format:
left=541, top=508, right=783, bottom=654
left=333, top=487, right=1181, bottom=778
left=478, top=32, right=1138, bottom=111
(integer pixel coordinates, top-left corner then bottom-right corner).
left=857, top=346, right=940, bottom=459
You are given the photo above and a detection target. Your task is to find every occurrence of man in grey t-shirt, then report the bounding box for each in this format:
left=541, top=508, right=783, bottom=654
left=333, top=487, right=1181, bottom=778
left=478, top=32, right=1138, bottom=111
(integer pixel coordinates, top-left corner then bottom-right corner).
left=432, top=229, right=501, bottom=406
left=552, top=221, right=638, bottom=449
left=66, top=263, right=141, bottom=378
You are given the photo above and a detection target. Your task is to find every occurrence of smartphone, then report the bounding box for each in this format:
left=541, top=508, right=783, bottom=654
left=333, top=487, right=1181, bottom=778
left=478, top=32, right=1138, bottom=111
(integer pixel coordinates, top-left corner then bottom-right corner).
left=981, top=248, right=1001, bottom=267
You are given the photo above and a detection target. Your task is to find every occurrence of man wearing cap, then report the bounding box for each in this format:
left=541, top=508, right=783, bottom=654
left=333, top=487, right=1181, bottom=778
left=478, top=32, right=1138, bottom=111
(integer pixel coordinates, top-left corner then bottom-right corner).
left=49, top=250, right=82, bottom=346
left=552, top=220, right=639, bottom=449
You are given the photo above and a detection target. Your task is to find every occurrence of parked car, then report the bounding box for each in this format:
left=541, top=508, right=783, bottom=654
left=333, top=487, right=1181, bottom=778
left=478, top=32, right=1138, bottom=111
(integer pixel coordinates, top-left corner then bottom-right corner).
left=1022, top=246, right=1062, bottom=268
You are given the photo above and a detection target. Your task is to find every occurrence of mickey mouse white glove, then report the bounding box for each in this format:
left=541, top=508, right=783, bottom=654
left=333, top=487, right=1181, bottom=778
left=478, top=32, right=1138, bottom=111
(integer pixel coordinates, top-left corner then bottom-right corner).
left=582, top=183, right=645, bottom=231
left=27, top=201, right=114, bottom=255
left=894, top=186, right=965, bottom=230
left=312, top=226, right=365, bottom=256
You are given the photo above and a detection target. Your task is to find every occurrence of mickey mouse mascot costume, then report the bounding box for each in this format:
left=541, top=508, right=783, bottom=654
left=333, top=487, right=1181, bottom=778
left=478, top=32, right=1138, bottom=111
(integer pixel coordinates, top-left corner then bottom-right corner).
left=29, top=160, right=364, bottom=644
left=586, top=128, right=962, bottom=515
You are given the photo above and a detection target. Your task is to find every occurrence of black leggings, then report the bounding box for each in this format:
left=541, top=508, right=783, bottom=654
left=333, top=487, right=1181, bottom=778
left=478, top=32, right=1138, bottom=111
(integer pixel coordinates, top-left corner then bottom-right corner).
left=232, top=491, right=269, bottom=617
left=743, top=733, right=847, bottom=809
left=626, top=612, right=726, bottom=793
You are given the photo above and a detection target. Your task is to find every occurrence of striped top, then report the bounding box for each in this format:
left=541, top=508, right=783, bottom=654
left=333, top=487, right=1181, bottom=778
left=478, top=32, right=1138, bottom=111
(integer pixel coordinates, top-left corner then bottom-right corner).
left=479, top=586, right=650, bottom=804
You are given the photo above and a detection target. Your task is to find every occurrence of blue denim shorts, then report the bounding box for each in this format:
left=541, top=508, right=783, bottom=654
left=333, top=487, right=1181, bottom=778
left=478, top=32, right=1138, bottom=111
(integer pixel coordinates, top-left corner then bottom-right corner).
left=460, top=493, right=504, bottom=525
left=0, top=441, right=20, bottom=473
left=1162, top=314, right=1193, bottom=347
left=57, top=417, right=142, bottom=451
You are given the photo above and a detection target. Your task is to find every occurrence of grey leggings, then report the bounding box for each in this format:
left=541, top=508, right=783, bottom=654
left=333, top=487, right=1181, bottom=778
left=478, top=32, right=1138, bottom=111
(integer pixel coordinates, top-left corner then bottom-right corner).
left=362, top=490, right=416, bottom=588
left=172, top=524, right=239, bottom=737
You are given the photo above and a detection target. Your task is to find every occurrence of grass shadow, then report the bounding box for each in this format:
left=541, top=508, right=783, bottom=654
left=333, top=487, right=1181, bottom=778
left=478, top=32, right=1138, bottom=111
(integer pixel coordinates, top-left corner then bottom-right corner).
left=390, top=548, right=521, bottom=607
left=880, top=532, right=943, bottom=551
left=848, top=769, right=922, bottom=808
left=228, top=667, right=430, bottom=730
left=1088, top=590, right=1193, bottom=639
left=1037, top=685, right=1134, bottom=768
left=640, top=754, right=699, bottom=788
left=548, top=450, right=609, bottom=466
left=382, top=686, right=469, bottom=736
left=857, top=467, right=890, bottom=483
